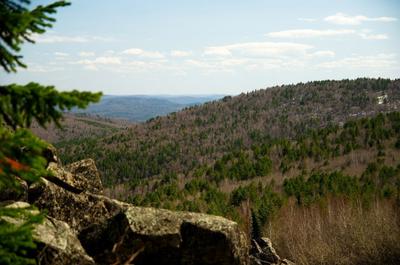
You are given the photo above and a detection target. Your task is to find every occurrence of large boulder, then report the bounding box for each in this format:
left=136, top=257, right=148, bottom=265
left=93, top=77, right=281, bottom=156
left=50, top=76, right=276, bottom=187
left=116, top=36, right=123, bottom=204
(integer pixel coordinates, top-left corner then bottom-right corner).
left=64, top=159, right=103, bottom=194
left=46, top=158, right=103, bottom=194
left=79, top=205, right=249, bottom=265
left=28, top=177, right=122, bottom=232
left=3, top=202, right=94, bottom=265
left=34, top=216, right=95, bottom=265
left=26, top=156, right=251, bottom=265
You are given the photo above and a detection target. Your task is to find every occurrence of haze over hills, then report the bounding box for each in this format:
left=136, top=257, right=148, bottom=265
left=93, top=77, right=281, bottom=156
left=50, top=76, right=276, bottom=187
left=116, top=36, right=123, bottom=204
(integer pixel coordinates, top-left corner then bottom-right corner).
left=72, top=95, right=224, bottom=122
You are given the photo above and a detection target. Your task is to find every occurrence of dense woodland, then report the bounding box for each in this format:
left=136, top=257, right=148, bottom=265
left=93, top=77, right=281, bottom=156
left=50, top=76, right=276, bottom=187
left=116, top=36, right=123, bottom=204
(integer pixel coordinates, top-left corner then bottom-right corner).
left=48, top=78, right=400, bottom=185
left=32, top=78, right=400, bottom=264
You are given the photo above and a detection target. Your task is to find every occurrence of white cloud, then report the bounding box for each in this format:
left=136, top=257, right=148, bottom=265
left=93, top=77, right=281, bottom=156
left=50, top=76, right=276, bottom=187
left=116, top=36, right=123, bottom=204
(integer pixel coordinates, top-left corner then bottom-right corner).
left=319, top=54, right=397, bottom=69
left=184, top=59, right=239, bottom=73
left=35, top=35, right=88, bottom=43
left=72, top=52, right=170, bottom=73
left=33, top=34, right=114, bottom=44
left=181, top=41, right=341, bottom=73
left=187, top=41, right=333, bottom=73
left=298, top=18, right=317, bottom=22
left=266, top=29, right=355, bottom=38
left=90, top=36, right=115, bottom=42
left=170, top=50, right=192, bottom=57
left=204, top=42, right=313, bottom=58
left=230, top=42, right=313, bottom=57
left=77, top=56, right=121, bottom=66
left=219, top=58, right=247, bottom=67
left=54, top=52, right=69, bottom=57
left=309, top=50, right=335, bottom=58
left=122, top=48, right=165, bottom=59
left=122, top=48, right=142, bottom=56
left=266, top=28, right=388, bottom=40
left=122, top=60, right=168, bottom=72
left=324, top=13, right=397, bottom=25
left=203, top=47, right=232, bottom=57
left=359, top=33, right=388, bottom=40
left=185, top=59, right=213, bottom=68
left=21, top=63, right=64, bottom=73
left=79, top=51, right=95, bottom=57
left=95, top=57, right=121, bottom=64
left=83, top=64, right=98, bottom=71
left=186, top=58, right=247, bottom=69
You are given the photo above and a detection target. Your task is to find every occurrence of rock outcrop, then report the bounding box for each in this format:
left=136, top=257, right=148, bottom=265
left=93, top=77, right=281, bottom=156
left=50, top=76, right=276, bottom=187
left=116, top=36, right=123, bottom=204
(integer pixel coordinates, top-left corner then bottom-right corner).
left=33, top=215, right=95, bottom=265
left=79, top=206, right=248, bottom=265
left=46, top=158, right=103, bottom=194
left=28, top=177, right=121, bottom=232
left=3, top=201, right=95, bottom=265
left=2, top=148, right=294, bottom=265
left=20, top=150, right=251, bottom=264
left=64, top=159, right=103, bottom=194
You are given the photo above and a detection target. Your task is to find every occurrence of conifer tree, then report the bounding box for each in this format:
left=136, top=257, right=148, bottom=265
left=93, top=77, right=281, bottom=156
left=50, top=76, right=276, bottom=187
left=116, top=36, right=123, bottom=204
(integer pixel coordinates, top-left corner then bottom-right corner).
left=0, top=1, right=102, bottom=263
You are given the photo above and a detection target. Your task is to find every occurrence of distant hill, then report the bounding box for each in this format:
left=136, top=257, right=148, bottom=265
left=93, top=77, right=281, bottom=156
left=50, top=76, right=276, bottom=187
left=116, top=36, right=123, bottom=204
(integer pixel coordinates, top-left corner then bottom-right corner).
left=41, top=78, right=400, bottom=186
left=72, top=95, right=224, bottom=122
left=30, top=113, right=130, bottom=143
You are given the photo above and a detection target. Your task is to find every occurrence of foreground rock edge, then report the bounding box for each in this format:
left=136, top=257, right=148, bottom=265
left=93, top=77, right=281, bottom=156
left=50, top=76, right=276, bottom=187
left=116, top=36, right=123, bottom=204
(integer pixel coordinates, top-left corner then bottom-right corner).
left=2, top=149, right=295, bottom=265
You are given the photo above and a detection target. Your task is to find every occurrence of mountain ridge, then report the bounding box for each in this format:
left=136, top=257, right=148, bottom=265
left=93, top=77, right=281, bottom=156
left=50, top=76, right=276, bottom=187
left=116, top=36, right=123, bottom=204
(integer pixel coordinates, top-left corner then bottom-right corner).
left=72, top=95, right=224, bottom=122
left=45, top=78, right=399, bottom=184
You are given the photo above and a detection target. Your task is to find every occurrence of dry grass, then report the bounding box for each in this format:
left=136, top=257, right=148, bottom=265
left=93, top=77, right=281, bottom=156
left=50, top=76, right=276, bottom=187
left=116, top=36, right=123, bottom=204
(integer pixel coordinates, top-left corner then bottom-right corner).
left=267, top=197, right=400, bottom=265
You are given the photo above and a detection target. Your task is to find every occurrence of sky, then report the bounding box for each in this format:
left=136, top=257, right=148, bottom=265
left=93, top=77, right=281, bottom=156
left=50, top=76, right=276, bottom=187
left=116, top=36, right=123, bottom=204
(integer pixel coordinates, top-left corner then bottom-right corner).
left=1, top=0, right=400, bottom=95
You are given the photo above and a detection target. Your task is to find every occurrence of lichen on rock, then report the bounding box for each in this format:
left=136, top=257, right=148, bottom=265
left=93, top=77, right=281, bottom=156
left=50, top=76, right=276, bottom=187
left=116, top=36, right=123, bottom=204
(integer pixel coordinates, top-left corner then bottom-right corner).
left=79, top=205, right=249, bottom=265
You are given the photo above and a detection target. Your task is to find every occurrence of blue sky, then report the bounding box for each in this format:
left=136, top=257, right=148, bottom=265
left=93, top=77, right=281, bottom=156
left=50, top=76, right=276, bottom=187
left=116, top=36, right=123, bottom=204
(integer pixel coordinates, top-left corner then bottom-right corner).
left=2, top=0, right=400, bottom=95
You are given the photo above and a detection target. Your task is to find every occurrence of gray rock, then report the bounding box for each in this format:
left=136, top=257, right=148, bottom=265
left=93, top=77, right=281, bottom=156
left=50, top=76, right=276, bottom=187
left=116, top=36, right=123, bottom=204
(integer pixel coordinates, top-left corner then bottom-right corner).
left=259, top=237, right=281, bottom=263
left=79, top=205, right=249, bottom=265
left=34, top=216, right=95, bottom=265
left=64, top=159, right=103, bottom=194
left=46, top=158, right=103, bottom=194
left=28, top=177, right=122, bottom=232
left=27, top=155, right=251, bottom=265
left=3, top=201, right=94, bottom=265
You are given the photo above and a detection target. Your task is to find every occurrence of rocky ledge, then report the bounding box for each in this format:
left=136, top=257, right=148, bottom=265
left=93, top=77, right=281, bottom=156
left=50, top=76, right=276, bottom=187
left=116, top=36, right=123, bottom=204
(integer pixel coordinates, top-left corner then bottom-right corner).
left=1, top=147, right=294, bottom=265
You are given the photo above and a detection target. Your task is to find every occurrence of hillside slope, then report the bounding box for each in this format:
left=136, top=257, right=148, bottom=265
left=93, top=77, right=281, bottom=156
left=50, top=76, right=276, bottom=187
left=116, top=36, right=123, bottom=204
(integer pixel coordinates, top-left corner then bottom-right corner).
left=30, top=113, right=130, bottom=143
left=52, top=78, right=400, bottom=185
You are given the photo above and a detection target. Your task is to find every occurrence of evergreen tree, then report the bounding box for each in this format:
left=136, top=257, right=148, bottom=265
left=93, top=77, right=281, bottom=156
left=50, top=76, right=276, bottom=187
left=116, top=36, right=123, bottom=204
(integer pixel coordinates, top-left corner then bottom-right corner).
left=0, top=1, right=101, bottom=263
left=0, top=0, right=70, bottom=72
left=250, top=209, right=262, bottom=240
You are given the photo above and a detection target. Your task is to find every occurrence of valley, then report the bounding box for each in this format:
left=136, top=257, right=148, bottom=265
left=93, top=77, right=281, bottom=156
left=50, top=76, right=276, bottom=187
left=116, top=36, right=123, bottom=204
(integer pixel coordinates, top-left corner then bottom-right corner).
left=30, top=78, right=400, bottom=264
